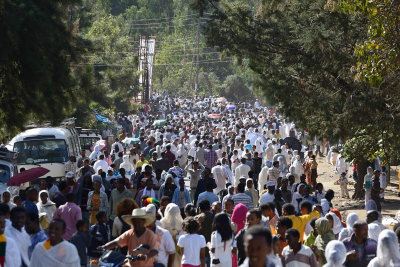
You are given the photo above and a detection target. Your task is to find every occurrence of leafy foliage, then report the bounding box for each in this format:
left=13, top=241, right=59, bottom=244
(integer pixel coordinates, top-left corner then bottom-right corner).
left=0, top=0, right=78, bottom=135
left=339, top=0, right=400, bottom=86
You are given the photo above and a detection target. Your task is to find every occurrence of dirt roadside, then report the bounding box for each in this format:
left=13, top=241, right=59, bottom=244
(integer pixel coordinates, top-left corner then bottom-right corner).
left=314, top=155, right=400, bottom=222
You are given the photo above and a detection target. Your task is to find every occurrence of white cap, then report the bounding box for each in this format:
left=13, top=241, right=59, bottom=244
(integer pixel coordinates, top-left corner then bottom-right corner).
left=267, top=181, right=275, bottom=187
left=66, top=172, right=75, bottom=179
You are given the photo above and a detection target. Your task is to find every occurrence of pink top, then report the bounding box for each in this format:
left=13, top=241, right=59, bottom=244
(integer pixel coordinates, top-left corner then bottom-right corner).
left=53, top=202, right=82, bottom=240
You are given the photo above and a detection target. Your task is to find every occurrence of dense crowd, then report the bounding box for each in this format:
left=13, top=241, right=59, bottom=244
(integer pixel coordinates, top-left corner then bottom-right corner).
left=0, top=95, right=396, bottom=267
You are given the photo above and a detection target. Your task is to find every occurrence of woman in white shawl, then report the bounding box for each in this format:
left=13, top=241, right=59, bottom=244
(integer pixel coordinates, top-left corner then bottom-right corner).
left=291, top=150, right=299, bottom=165
left=291, top=183, right=306, bottom=213
left=36, top=190, right=56, bottom=230
left=255, top=137, right=264, bottom=154
left=30, top=220, right=80, bottom=267
left=323, top=240, right=347, bottom=267
left=1, top=190, right=16, bottom=210
left=120, top=155, right=134, bottom=177
left=368, top=223, right=381, bottom=242
left=265, top=142, right=274, bottom=162
left=326, top=212, right=343, bottom=236
left=364, top=167, right=374, bottom=205
left=177, top=144, right=187, bottom=167
left=293, top=155, right=303, bottom=182
left=338, top=213, right=359, bottom=241
left=368, top=229, right=400, bottom=267
left=160, top=203, right=183, bottom=267
left=89, top=144, right=101, bottom=163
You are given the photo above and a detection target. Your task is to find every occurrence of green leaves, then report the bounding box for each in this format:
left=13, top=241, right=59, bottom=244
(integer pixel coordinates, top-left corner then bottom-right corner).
left=0, top=0, right=77, bottom=134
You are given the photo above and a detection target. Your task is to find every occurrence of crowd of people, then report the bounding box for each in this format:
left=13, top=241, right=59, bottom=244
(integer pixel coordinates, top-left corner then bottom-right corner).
left=0, top=95, right=396, bottom=267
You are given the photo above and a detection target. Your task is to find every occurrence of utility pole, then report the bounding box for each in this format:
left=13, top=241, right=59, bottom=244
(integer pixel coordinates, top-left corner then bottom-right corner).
left=138, top=36, right=149, bottom=104
left=194, top=18, right=200, bottom=98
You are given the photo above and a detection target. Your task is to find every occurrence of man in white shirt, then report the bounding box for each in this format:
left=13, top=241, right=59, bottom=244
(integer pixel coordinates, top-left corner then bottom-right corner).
left=211, top=162, right=227, bottom=195
left=0, top=210, right=21, bottom=267
left=93, top=154, right=109, bottom=173
left=111, top=138, right=124, bottom=154
left=5, top=207, right=30, bottom=266
left=145, top=205, right=176, bottom=267
left=221, top=158, right=233, bottom=185
left=259, top=181, right=276, bottom=205
left=234, top=158, right=251, bottom=187
left=267, top=161, right=281, bottom=185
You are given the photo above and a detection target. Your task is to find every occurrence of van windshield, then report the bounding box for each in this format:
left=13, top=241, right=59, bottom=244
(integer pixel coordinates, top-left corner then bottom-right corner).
left=0, top=164, right=10, bottom=183
left=13, top=139, right=68, bottom=164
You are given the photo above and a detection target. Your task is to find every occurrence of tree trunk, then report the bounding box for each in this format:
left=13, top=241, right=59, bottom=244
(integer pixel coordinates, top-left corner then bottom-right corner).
left=353, top=160, right=369, bottom=199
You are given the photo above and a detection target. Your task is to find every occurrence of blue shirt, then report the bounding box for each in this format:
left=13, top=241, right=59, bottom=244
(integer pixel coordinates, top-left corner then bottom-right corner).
left=197, top=191, right=219, bottom=207
left=22, top=201, right=38, bottom=215
left=29, top=230, right=47, bottom=258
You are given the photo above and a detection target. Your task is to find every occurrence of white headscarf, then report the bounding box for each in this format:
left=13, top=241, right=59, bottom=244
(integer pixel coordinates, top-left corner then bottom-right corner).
left=368, top=223, right=381, bottom=241
left=338, top=213, right=358, bottom=241
left=366, top=199, right=378, bottom=212
left=326, top=212, right=343, bottom=235
left=89, top=144, right=101, bottom=161
left=160, top=203, right=183, bottom=237
left=323, top=240, right=347, bottom=267
left=37, top=190, right=55, bottom=207
left=372, top=229, right=400, bottom=267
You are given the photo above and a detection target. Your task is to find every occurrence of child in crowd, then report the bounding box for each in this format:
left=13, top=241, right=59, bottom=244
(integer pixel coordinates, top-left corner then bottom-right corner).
left=13, top=195, right=22, bottom=207
left=178, top=216, right=206, bottom=267
left=71, top=220, right=90, bottom=266
left=88, top=211, right=110, bottom=258
left=340, top=172, right=349, bottom=198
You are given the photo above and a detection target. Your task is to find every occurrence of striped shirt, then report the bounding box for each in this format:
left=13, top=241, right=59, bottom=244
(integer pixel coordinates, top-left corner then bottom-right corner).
left=282, top=244, right=318, bottom=267
left=232, top=193, right=254, bottom=209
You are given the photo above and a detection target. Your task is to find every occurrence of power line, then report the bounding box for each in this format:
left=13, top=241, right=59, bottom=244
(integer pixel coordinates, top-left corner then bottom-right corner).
left=128, top=17, right=214, bottom=27
left=81, top=51, right=223, bottom=58
left=129, top=21, right=208, bottom=30
left=82, top=46, right=220, bottom=54
left=126, top=13, right=214, bottom=23
left=71, top=59, right=233, bottom=67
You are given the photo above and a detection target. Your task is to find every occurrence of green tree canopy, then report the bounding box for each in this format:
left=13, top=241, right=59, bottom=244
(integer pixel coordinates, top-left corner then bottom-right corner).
left=0, top=0, right=79, bottom=135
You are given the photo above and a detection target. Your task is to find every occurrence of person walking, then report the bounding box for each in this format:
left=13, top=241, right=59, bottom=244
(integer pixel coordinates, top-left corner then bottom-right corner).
left=210, top=213, right=237, bottom=267
left=53, top=193, right=82, bottom=241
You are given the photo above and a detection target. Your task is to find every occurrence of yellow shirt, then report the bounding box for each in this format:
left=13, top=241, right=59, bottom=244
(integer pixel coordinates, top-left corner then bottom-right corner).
left=287, top=210, right=319, bottom=242
left=136, top=160, right=149, bottom=168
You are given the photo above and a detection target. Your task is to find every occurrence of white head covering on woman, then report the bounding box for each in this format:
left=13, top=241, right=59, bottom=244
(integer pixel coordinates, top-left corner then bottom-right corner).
left=160, top=203, right=183, bottom=237
left=338, top=213, right=359, bottom=241
left=368, top=229, right=400, bottom=267
left=323, top=240, right=347, bottom=267
left=326, top=212, right=343, bottom=235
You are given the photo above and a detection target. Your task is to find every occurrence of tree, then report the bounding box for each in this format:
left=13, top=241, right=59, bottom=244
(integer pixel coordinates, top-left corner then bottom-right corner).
left=193, top=0, right=400, bottom=197
left=220, top=74, right=253, bottom=102
left=339, top=0, right=400, bottom=86
left=0, top=0, right=80, bottom=135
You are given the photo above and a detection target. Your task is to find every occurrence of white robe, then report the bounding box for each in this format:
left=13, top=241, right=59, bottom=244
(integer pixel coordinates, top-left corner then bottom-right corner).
left=258, top=166, right=269, bottom=192
left=211, top=165, right=227, bottom=194
left=4, top=235, right=21, bottom=267
left=120, top=155, right=134, bottom=176
left=30, top=240, right=80, bottom=267
left=5, top=226, right=30, bottom=266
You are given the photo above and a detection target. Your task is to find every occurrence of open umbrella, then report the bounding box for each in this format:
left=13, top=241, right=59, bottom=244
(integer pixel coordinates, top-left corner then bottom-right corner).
left=215, top=97, right=227, bottom=103
left=7, top=167, right=50, bottom=186
left=246, top=133, right=267, bottom=145
left=153, top=120, right=167, bottom=126
left=282, top=137, right=302, bottom=152
left=226, top=104, right=236, bottom=110
left=122, top=137, right=140, bottom=145
left=207, top=113, right=222, bottom=119
left=91, top=139, right=107, bottom=152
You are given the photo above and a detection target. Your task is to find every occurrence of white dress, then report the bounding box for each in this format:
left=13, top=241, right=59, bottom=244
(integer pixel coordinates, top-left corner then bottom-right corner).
left=210, top=231, right=236, bottom=267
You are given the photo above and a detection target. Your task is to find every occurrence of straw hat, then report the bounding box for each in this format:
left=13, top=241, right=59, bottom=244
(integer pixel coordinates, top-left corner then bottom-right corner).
left=122, top=208, right=155, bottom=227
